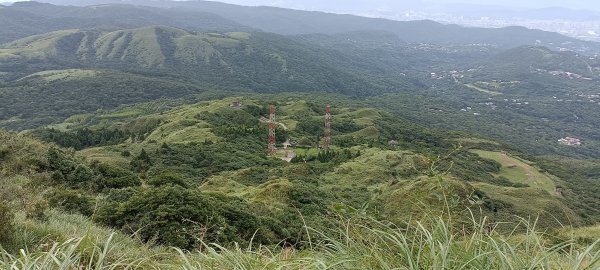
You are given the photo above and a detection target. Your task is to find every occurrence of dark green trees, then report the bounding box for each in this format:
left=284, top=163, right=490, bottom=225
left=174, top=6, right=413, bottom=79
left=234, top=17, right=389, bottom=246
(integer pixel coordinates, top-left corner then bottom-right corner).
left=130, top=149, right=152, bottom=173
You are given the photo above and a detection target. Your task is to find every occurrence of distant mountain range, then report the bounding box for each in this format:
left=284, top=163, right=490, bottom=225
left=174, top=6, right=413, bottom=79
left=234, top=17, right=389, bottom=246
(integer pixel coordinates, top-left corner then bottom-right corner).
left=24, top=0, right=600, bottom=22
left=0, top=1, right=599, bottom=54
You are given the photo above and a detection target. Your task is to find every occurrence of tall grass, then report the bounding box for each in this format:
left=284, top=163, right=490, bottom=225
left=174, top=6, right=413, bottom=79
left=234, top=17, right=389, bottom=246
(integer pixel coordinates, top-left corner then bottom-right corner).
left=0, top=234, right=151, bottom=270
left=3, top=215, right=598, bottom=270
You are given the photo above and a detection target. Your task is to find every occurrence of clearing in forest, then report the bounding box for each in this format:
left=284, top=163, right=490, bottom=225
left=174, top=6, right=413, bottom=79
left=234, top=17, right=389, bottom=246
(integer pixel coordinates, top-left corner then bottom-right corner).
left=465, top=84, right=502, bottom=95
left=470, top=150, right=555, bottom=194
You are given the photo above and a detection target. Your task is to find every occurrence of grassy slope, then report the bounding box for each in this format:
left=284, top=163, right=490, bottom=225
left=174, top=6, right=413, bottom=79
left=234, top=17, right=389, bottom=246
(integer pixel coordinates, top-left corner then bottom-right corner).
left=471, top=150, right=555, bottom=193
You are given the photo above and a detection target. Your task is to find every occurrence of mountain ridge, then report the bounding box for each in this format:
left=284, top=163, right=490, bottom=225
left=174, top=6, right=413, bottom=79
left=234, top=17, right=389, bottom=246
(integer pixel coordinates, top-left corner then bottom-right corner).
left=1, top=1, right=599, bottom=54
left=0, top=26, right=419, bottom=94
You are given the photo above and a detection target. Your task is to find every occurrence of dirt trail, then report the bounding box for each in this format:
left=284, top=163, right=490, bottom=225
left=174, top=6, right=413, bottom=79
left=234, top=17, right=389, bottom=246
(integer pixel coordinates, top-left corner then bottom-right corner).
left=259, top=116, right=289, bottom=130
left=279, top=151, right=296, bottom=162
left=523, top=165, right=537, bottom=185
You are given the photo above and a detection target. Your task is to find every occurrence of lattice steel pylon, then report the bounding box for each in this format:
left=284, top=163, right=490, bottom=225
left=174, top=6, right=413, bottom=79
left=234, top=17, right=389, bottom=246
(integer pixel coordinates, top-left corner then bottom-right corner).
left=323, top=103, right=331, bottom=150
left=268, top=104, right=276, bottom=156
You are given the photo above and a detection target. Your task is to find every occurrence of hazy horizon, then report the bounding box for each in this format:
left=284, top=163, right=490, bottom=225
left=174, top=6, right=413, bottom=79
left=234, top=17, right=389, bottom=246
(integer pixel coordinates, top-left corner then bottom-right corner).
left=2, top=0, right=599, bottom=41
left=1, top=0, right=599, bottom=11
left=209, top=0, right=600, bottom=12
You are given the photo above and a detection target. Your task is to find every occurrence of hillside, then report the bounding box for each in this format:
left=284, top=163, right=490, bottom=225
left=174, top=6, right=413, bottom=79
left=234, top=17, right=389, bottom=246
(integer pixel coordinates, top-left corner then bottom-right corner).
left=0, top=69, right=209, bottom=130
left=176, top=1, right=598, bottom=52
left=1, top=95, right=599, bottom=268
left=0, top=26, right=417, bottom=94
left=3, top=26, right=600, bottom=161
left=2, top=3, right=600, bottom=162
left=3, top=24, right=600, bottom=163
left=0, top=1, right=251, bottom=44
left=467, top=46, right=600, bottom=85
left=29, top=95, right=590, bottom=230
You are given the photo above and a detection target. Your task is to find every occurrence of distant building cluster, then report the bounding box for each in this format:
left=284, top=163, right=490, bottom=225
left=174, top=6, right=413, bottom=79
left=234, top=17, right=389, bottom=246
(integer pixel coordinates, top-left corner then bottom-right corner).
left=558, top=137, right=582, bottom=146
left=534, top=68, right=593, bottom=81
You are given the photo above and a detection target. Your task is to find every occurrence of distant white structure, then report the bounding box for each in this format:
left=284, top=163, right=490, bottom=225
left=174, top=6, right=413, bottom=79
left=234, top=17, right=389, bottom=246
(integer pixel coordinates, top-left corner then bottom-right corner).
left=558, top=137, right=582, bottom=146
left=230, top=100, right=242, bottom=108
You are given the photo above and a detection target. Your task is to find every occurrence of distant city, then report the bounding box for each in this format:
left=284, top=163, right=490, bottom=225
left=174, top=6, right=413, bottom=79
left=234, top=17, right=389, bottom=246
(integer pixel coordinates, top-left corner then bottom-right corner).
left=363, top=11, right=600, bottom=42
left=210, top=0, right=600, bottom=43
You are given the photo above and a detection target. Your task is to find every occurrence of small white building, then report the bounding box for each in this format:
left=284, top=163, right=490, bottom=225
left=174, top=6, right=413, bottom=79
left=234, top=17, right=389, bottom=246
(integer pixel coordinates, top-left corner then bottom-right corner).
left=558, top=137, right=582, bottom=146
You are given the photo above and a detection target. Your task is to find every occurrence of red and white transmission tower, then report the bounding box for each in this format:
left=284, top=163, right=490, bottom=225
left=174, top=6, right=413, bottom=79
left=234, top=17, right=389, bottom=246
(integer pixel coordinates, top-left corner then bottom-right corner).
left=268, top=104, right=276, bottom=156
left=324, top=103, right=331, bottom=150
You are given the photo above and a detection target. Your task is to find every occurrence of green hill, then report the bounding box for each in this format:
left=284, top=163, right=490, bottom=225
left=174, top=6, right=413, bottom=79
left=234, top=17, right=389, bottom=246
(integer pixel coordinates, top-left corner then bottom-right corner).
left=3, top=26, right=600, bottom=163
left=0, top=69, right=208, bottom=130
left=0, top=1, right=251, bottom=44
left=28, top=95, right=589, bottom=231
left=0, top=26, right=416, bottom=94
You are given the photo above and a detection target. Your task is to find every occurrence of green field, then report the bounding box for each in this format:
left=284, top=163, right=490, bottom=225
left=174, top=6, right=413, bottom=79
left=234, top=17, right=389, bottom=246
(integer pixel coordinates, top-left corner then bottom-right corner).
left=471, top=150, right=555, bottom=193
left=292, top=147, right=320, bottom=157
left=465, top=83, right=502, bottom=95
left=452, top=137, right=500, bottom=145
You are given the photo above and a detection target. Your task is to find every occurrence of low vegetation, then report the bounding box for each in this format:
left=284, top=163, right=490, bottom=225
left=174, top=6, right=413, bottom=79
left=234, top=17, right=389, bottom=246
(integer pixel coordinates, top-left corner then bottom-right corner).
left=1, top=212, right=599, bottom=269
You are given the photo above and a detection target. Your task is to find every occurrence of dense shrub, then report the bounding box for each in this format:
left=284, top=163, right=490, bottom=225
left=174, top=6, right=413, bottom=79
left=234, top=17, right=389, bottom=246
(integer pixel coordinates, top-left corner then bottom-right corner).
left=94, top=163, right=141, bottom=190
left=147, top=172, right=189, bottom=187
left=288, top=182, right=332, bottom=215
left=97, top=186, right=226, bottom=249
left=47, top=148, right=99, bottom=188
left=47, top=189, right=95, bottom=216
left=197, top=109, right=259, bottom=128
left=0, top=203, right=14, bottom=246
left=96, top=186, right=289, bottom=249
left=243, top=104, right=268, bottom=117
left=34, top=128, right=131, bottom=150
left=130, top=149, right=152, bottom=173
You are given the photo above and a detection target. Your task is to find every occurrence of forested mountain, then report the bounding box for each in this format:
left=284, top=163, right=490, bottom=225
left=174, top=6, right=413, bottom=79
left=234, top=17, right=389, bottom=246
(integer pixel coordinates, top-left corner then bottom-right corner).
left=0, top=1, right=251, bottom=44
left=2, top=1, right=600, bottom=53
left=0, top=27, right=417, bottom=93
